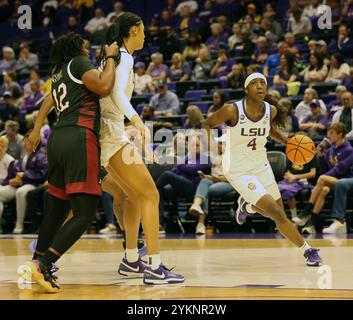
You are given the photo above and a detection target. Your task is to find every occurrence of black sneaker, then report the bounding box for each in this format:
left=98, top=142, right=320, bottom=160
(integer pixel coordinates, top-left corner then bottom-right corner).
left=292, top=210, right=312, bottom=226
left=25, top=260, right=60, bottom=293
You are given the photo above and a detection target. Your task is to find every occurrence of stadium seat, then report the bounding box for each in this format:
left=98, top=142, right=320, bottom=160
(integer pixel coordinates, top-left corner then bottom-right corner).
left=198, top=80, right=221, bottom=93
left=267, top=151, right=287, bottom=182
left=184, top=90, right=207, bottom=100
left=312, top=83, right=337, bottom=95
left=176, top=81, right=198, bottom=98
left=191, top=101, right=211, bottom=114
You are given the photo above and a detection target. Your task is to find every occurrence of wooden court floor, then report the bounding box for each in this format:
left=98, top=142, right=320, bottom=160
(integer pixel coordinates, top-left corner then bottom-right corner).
left=1, top=236, right=353, bottom=300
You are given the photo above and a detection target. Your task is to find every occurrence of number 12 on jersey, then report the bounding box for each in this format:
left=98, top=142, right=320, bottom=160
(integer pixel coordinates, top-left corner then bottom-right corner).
left=52, top=83, right=70, bottom=114
left=247, top=138, right=257, bottom=150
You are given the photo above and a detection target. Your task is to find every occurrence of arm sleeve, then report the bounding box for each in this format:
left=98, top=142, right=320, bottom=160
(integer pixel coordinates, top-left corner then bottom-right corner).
left=110, top=54, right=138, bottom=120
left=325, top=150, right=353, bottom=178
left=71, top=55, right=96, bottom=79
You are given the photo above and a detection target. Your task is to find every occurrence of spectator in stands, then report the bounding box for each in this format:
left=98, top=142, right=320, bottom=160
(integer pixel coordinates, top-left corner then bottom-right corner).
left=175, top=0, right=198, bottom=14
left=23, top=69, right=44, bottom=97
left=158, top=26, right=182, bottom=61
left=331, top=92, right=353, bottom=140
left=184, top=105, right=204, bottom=131
left=295, top=88, right=326, bottom=124
left=238, top=3, right=262, bottom=24
left=84, top=8, right=107, bottom=34
left=295, top=123, right=353, bottom=232
left=327, top=85, right=347, bottom=124
left=22, top=80, right=43, bottom=114
left=198, top=0, right=216, bottom=32
left=322, top=176, right=353, bottom=234
left=105, top=1, right=124, bottom=24
left=325, top=53, right=350, bottom=84
left=42, top=5, right=58, bottom=27
left=169, top=53, right=191, bottom=82
left=183, top=33, right=207, bottom=61
left=233, top=31, right=255, bottom=58
left=315, top=40, right=330, bottom=66
left=328, top=25, right=353, bottom=59
left=0, top=136, right=14, bottom=185
left=15, top=43, right=39, bottom=77
left=0, top=72, right=23, bottom=107
left=226, top=63, right=245, bottom=89
left=28, top=111, right=51, bottom=148
left=210, top=49, right=232, bottom=79
left=156, top=135, right=211, bottom=230
left=141, top=105, right=173, bottom=130
left=5, top=121, right=23, bottom=160
left=134, top=62, right=155, bottom=95
left=191, top=48, right=214, bottom=81
left=303, top=52, right=328, bottom=84
left=251, top=36, right=274, bottom=66
left=300, top=100, right=328, bottom=139
left=278, top=143, right=317, bottom=221
left=342, top=67, right=353, bottom=92
left=241, top=14, right=260, bottom=36
left=228, top=23, right=242, bottom=50
left=159, top=10, right=173, bottom=28
left=287, top=8, right=312, bottom=38
left=146, top=53, right=169, bottom=82
left=189, top=137, right=233, bottom=234
left=216, top=16, right=230, bottom=38
left=0, top=92, right=19, bottom=130
left=342, top=0, right=353, bottom=26
left=149, top=80, right=180, bottom=116
left=0, top=131, right=48, bottom=234
left=284, top=32, right=300, bottom=56
left=273, top=51, right=299, bottom=86
left=262, top=12, right=283, bottom=42
left=176, top=5, right=197, bottom=38
left=303, top=0, right=327, bottom=19
left=263, top=42, right=288, bottom=78
left=0, top=47, right=16, bottom=73
left=64, top=16, right=85, bottom=34
left=207, top=90, right=227, bottom=117
left=277, top=98, right=299, bottom=137
left=206, top=23, right=228, bottom=50
left=330, top=0, right=343, bottom=28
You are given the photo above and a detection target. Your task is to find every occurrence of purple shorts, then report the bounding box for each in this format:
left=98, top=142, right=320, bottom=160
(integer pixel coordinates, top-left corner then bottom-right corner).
left=278, top=180, right=313, bottom=200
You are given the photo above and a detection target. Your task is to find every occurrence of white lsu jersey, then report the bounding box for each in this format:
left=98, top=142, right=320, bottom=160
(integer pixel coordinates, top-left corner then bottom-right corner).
left=222, top=99, right=272, bottom=174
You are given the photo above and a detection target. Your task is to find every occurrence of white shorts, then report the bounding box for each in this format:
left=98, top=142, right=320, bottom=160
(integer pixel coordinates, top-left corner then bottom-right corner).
left=224, top=163, right=281, bottom=205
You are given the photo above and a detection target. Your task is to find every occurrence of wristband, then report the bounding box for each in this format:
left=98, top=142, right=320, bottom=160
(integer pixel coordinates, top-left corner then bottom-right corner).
left=106, top=56, right=117, bottom=61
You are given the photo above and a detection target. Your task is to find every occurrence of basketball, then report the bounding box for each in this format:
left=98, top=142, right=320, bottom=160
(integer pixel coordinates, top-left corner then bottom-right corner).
left=286, top=134, right=316, bottom=165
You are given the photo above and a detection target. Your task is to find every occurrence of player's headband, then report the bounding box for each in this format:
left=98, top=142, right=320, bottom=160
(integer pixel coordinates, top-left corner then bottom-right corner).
left=244, top=73, right=267, bottom=89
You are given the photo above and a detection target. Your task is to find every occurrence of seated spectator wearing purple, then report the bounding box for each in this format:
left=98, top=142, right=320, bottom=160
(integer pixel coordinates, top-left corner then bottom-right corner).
left=169, top=53, right=191, bottom=82
left=326, top=85, right=347, bottom=124
left=0, top=132, right=48, bottom=234
left=183, top=105, right=204, bottom=131
left=156, top=136, right=211, bottom=228
left=295, top=123, right=353, bottom=232
left=278, top=146, right=317, bottom=222
left=273, top=51, right=298, bottom=86
left=0, top=92, right=20, bottom=130
left=176, top=5, right=198, bottom=38
left=146, top=53, right=170, bottom=82
left=191, top=48, right=214, bottom=81
left=189, top=136, right=233, bottom=235
left=149, top=80, right=180, bottom=116
left=133, top=62, right=154, bottom=95
left=331, top=92, right=353, bottom=140
left=303, top=52, right=328, bottom=84
left=325, top=53, right=350, bottom=84
left=300, top=100, right=327, bottom=139
left=251, top=36, right=276, bottom=67
left=210, top=49, right=232, bottom=79
left=0, top=136, right=14, bottom=186
left=342, top=66, right=353, bottom=92
left=226, top=63, right=245, bottom=90
left=23, top=69, right=44, bottom=98
left=23, top=80, right=43, bottom=114
left=328, top=25, right=353, bottom=59
left=217, top=16, right=231, bottom=37
left=207, top=90, right=227, bottom=117
left=276, top=98, right=299, bottom=138
left=228, top=23, right=242, bottom=50
left=183, top=33, right=207, bottom=61
left=232, top=31, right=255, bottom=58
left=0, top=47, right=16, bottom=74
left=206, top=23, right=228, bottom=50
left=295, top=88, right=326, bottom=124
left=342, top=0, right=353, bottom=25
left=15, top=43, right=39, bottom=77
left=287, top=8, right=312, bottom=38
left=0, top=72, right=23, bottom=107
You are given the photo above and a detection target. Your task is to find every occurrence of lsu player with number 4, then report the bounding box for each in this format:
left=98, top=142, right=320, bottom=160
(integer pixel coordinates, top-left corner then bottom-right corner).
left=202, top=72, right=323, bottom=266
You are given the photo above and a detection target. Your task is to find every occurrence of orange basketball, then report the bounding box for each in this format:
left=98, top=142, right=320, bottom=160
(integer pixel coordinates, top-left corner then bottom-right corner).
left=286, top=134, right=316, bottom=165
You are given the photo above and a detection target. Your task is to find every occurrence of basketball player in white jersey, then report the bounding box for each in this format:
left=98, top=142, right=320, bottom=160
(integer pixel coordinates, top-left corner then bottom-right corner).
left=202, top=73, right=323, bottom=266
left=99, top=13, right=184, bottom=284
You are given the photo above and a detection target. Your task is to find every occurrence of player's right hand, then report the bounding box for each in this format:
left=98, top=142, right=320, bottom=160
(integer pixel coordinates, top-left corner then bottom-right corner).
left=105, top=41, right=119, bottom=57
left=25, top=129, right=41, bottom=152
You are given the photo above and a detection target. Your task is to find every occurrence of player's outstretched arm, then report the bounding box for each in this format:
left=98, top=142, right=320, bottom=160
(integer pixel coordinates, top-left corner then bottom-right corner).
left=25, top=94, right=54, bottom=152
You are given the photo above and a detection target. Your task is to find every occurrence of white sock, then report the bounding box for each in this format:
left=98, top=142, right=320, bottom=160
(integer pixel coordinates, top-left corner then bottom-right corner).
left=147, top=254, right=161, bottom=270
left=300, top=242, right=311, bottom=252
left=290, top=208, right=297, bottom=219
left=125, top=248, right=139, bottom=263
left=245, top=203, right=256, bottom=214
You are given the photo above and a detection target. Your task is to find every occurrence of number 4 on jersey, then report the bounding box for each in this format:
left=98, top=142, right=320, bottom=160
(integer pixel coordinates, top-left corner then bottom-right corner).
left=247, top=138, right=257, bottom=150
